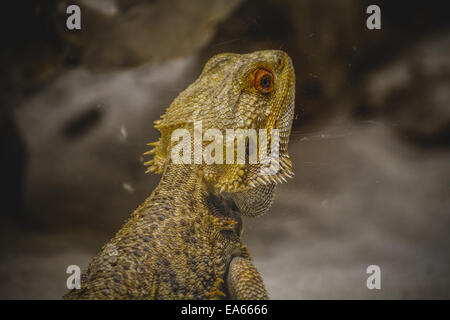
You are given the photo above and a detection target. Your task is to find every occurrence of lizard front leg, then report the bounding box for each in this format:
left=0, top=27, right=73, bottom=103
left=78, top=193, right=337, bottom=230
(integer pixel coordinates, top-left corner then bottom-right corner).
left=226, top=257, right=269, bottom=300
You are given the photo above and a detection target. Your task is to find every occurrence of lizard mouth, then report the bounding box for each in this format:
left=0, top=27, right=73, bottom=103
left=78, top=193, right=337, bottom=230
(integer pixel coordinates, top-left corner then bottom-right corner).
left=256, top=70, right=295, bottom=183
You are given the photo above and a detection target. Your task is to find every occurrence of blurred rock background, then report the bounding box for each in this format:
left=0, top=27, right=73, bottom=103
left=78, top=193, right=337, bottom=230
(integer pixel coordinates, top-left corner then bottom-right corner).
left=0, top=0, right=449, bottom=299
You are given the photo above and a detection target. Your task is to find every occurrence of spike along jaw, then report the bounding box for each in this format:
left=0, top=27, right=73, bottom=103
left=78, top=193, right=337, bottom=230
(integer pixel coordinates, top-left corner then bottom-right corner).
left=143, top=52, right=243, bottom=175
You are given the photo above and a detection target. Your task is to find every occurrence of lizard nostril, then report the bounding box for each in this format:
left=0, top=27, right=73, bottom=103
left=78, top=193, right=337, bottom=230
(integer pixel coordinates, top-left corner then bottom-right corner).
left=277, top=57, right=283, bottom=67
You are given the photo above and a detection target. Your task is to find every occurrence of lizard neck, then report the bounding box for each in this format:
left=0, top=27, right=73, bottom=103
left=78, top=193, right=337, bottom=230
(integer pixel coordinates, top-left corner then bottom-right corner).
left=147, top=163, right=240, bottom=223
left=147, top=163, right=209, bottom=216
left=158, top=163, right=207, bottom=192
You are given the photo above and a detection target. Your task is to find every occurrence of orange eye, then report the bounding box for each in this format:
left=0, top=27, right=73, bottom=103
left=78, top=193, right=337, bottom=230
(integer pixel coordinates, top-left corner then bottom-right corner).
left=254, top=68, right=274, bottom=93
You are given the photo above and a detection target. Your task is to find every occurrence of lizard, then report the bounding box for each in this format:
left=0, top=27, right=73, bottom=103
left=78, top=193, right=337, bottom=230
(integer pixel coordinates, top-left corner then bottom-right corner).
left=63, top=50, right=295, bottom=300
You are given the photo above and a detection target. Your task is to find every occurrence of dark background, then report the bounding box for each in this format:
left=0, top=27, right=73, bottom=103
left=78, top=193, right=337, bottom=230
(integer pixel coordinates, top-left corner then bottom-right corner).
left=0, top=0, right=449, bottom=299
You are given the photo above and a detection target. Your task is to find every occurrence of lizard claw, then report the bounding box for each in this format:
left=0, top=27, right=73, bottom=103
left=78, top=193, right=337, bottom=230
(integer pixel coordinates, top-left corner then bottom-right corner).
left=208, top=289, right=226, bottom=298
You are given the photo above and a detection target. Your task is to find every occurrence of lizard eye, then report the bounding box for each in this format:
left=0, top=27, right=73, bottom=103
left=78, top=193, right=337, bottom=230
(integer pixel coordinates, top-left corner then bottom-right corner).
left=254, top=68, right=274, bottom=93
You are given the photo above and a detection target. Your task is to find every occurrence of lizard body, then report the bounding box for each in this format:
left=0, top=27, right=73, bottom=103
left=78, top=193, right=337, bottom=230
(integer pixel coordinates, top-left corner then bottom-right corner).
left=64, top=50, right=295, bottom=300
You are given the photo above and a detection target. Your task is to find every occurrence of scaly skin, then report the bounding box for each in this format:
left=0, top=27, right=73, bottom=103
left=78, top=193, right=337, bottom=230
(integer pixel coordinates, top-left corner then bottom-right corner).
left=64, top=50, right=295, bottom=300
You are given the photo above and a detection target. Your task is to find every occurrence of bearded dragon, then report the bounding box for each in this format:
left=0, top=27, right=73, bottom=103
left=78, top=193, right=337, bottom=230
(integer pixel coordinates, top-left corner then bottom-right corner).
left=64, top=50, right=295, bottom=300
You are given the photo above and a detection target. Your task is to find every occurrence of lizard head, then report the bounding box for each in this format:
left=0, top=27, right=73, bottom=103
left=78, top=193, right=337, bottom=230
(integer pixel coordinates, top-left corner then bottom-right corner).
left=145, top=50, right=295, bottom=216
